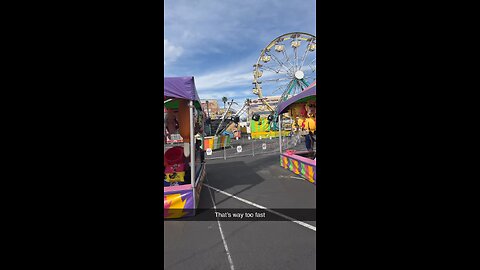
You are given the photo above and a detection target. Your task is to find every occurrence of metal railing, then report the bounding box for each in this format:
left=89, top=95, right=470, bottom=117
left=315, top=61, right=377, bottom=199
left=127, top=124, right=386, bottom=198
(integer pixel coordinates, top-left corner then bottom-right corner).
left=163, top=134, right=316, bottom=161
left=204, top=134, right=316, bottom=160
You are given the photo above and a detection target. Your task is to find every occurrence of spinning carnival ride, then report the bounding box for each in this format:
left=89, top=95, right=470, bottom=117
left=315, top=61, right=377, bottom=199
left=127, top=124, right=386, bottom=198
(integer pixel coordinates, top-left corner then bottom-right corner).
left=251, top=32, right=316, bottom=131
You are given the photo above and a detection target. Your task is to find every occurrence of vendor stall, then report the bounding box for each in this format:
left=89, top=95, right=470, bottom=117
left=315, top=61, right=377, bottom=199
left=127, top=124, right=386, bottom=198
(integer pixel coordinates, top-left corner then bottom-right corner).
left=164, top=77, right=206, bottom=218
left=277, top=81, right=317, bottom=184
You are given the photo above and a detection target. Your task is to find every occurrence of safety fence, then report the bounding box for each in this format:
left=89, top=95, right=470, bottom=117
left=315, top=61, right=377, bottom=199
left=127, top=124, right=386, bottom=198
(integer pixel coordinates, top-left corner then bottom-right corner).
left=219, top=134, right=315, bottom=160
left=164, top=134, right=316, bottom=161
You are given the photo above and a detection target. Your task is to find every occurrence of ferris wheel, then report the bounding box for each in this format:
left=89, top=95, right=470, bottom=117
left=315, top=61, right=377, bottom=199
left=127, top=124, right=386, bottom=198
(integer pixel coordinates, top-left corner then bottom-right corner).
left=252, top=32, right=316, bottom=104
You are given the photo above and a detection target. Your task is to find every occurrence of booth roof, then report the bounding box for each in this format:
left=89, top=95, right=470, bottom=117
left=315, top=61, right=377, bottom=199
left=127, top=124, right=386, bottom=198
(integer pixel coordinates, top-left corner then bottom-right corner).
left=164, top=76, right=200, bottom=102
left=277, top=81, right=317, bottom=114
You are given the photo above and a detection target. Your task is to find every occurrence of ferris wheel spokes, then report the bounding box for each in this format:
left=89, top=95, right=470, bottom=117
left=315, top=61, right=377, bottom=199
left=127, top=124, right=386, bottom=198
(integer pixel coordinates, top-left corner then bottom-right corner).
left=267, top=53, right=293, bottom=75
left=293, top=43, right=299, bottom=71
left=252, top=32, right=316, bottom=121
left=281, top=50, right=292, bottom=68
left=300, top=48, right=311, bottom=71
left=262, top=65, right=290, bottom=75
left=262, top=77, right=291, bottom=83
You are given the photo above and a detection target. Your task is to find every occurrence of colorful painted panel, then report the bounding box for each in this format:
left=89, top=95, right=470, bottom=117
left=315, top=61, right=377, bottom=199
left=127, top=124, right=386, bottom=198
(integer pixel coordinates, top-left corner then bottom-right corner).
left=219, top=136, right=225, bottom=147
left=280, top=154, right=316, bottom=184
left=204, top=137, right=213, bottom=149
left=250, top=118, right=271, bottom=132
left=251, top=130, right=290, bottom=139
left=203, top=136, right=231, bottom=150
left=213, top=136, right=219, bottom=149
left=221, top=136, right=231, bottom=147
left=164, top=189, right=194, bottom=219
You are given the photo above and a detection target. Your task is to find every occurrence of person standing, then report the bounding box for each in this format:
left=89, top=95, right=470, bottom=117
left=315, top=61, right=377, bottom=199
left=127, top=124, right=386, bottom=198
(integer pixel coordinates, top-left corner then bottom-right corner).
left=306, top=130, right=316, bottom=152
left=303, top=117, right=316, bottom=152
left=305, top=130, right=313, bottom=151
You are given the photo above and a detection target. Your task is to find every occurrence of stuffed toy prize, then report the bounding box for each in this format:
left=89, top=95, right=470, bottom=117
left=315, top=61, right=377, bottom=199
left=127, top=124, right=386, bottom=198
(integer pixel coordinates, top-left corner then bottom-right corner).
left=177, top=99, right=191, bottom=157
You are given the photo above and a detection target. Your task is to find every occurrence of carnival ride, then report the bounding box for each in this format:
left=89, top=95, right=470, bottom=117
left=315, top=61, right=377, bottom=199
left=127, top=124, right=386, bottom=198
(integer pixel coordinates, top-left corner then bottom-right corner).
left=251, top=32, right=316, bottom=133
left=277, top=81, right=317, bottom=184
left=164, top=77, right=207, bottom=218
left=201, top=98, right=252, bottom=149
left=203, top=99, right=249, bottom=136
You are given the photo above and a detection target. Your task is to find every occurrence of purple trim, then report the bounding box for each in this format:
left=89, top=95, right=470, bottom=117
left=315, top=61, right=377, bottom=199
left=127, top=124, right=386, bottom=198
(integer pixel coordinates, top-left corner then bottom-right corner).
left=280, top=153, right=317, bottom=185
left=164, top=77, right=200, bottom=102
left=183, top=191, right=194, bottom=209
left=277, top=85, right=316, bottom=114
left=164, top=184, right=192, bottom=194
left=281, top=152, right=316, bottom=166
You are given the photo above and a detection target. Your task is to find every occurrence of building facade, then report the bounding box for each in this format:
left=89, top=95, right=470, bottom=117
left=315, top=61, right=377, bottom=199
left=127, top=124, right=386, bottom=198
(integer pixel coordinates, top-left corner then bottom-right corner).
left=200, top=99, right=220, bottom=117
left=201, top=99, right=237, bottom=119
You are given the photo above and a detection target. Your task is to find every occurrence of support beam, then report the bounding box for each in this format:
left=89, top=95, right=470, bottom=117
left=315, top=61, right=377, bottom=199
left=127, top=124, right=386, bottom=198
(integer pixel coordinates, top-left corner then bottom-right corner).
left=279, top=115, right=282, bottom=153
left=189, top=101, right=196, bottom=210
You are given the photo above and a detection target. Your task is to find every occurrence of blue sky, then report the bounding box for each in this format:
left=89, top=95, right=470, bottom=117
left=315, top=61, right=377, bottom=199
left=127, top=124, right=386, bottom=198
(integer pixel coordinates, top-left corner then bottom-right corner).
left=164, top=0, right=316, bottom=111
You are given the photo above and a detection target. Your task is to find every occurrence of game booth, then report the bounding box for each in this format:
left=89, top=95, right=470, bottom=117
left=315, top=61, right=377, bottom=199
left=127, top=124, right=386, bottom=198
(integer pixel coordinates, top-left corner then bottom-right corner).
left=277, top=81, right=317, bottom=184
left=164, top=77, right=206, bottom=219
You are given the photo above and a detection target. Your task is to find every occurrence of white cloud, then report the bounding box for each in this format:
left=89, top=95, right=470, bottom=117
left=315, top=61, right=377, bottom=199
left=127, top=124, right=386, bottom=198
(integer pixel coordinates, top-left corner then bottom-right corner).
left=164, top=0, right=316, bottom=104
left=195, top=71, right=252, bottom=91
left=192, top=54, right=259, bottom=91
left=200, top=91, right=238, bottom=100
left=164, top=39, right=184, bottom=66
left=199, top=92, right=246, bottom=112
left=164, top=0, right=316, bottom=57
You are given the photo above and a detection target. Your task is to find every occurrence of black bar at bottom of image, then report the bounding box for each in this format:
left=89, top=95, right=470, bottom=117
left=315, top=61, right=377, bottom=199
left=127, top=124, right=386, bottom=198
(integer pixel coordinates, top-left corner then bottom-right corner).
left=164, top=208, right=316, bottom=221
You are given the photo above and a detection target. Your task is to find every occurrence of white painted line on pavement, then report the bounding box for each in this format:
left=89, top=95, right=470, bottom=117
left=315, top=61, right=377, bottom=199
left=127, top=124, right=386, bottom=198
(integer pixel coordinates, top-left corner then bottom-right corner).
left=207, top=185, right=235, bottom=270
left=204, top=184, right=316, bottom=232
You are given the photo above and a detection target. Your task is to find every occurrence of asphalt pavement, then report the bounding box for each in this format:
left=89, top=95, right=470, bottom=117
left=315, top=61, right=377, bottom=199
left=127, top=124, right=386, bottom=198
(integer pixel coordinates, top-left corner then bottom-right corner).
left=164, top=153, right=316, bottom=270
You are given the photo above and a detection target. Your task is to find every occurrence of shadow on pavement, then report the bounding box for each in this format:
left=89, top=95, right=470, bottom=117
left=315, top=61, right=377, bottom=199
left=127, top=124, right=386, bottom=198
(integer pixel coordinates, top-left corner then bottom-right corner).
left=203, top=154, right=286, bottom=206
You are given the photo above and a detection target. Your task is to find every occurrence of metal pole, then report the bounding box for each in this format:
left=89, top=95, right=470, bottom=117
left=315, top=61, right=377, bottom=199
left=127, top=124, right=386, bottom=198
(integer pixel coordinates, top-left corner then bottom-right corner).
left=215, top=99, right=235, bottom=136
left=223, top=146, right=226, bottom=160
left=206, top=100, right=210, bottom=119
left=252, top=139, right=255, bottom=156
left=279, top=115, right=282, bottom=153
left=164, top=109, right=167, bottom=144
left=189, top=101, right=196, bottom=210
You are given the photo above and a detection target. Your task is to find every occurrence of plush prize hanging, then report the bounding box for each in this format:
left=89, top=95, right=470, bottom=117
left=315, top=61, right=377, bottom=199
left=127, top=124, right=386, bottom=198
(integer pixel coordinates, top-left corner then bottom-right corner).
left=304, top=101, right=316, bottom=133
left=177, top=99, right=191, bottom=157
left=165, top=109, right=179, bottom=137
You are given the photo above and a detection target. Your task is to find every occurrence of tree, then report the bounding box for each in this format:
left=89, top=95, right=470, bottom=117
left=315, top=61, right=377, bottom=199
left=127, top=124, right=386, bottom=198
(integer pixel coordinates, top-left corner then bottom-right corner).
left=222, top=97, right=228, bottom=109
left=205, top=100, right=210, bottom=118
